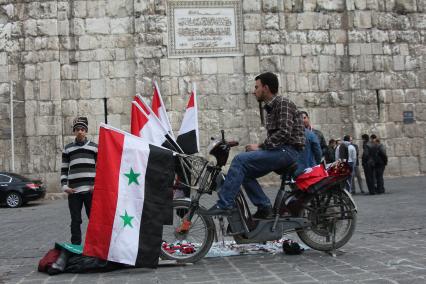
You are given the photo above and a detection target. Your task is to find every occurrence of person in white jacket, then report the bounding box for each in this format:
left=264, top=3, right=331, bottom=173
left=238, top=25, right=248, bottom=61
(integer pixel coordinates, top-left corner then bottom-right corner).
left=335, top=135, right=357, bottom=193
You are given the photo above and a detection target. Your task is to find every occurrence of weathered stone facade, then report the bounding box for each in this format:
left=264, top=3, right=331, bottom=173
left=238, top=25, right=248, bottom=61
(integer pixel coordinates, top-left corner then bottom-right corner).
left=0, top=0, right=425, bottom=191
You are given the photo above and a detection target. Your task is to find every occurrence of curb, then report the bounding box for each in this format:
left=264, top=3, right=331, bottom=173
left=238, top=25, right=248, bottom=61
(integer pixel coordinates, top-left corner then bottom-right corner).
left=44, top=193, right=68, bottom=200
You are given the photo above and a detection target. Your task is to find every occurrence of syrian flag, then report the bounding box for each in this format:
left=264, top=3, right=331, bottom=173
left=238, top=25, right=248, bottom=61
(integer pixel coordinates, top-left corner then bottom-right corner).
left=151, top=81, right=175, bottom=138
left=176, top=83, right=199, bottom=154
left=83, top=124, right=175, bottom=267
left=131, top=101, right=168, bottom=146
left=134, top=95, right=152, bottom=116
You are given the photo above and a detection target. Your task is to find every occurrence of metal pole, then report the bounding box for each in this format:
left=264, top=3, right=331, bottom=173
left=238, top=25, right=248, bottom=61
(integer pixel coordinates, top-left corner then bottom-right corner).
left=10, top=81, right=14, bottom=172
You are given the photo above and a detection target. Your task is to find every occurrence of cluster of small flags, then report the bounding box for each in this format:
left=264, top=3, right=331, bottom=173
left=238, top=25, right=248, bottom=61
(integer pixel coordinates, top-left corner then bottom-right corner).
left=131, top=82, right=199, bottom=155
left=83, top=82, right=199, bottom=267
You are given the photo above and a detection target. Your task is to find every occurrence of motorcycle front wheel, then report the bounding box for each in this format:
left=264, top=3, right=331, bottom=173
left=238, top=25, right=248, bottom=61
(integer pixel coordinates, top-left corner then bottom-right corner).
left=297, top=189, right=357, bottom=251
left=160, top=199, right=215, bottom=263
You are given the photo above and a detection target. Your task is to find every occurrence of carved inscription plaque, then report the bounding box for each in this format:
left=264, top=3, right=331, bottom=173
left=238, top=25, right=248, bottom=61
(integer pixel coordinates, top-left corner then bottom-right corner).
left=167, top=0, right=243, bottom=57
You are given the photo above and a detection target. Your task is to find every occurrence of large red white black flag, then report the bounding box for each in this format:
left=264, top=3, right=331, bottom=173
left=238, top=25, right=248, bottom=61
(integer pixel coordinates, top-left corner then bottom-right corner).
left=83, top=124, right=174, bottom=267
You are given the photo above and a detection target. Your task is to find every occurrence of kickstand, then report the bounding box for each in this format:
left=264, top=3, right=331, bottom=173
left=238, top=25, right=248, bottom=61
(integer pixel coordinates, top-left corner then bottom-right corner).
left=326, top=218, right=337, bottom=257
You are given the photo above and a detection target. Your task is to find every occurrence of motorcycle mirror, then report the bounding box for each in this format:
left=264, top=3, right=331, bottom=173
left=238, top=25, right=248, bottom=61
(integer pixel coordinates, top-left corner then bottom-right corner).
left=221, top=130, right=225, bottom=142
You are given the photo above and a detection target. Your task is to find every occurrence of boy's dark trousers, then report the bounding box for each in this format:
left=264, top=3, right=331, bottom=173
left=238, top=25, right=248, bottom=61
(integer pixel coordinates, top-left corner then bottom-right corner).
left=68, top=192, right=92, bottom=245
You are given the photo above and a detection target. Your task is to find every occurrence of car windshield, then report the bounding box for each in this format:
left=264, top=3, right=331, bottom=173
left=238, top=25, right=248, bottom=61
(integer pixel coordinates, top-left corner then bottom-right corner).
left=7, top=173, right=31, bottom=182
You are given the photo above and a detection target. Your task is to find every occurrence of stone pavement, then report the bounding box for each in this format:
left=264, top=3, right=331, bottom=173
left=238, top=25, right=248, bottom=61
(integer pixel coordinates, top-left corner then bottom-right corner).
left=0, top=176, right=425, bottom=284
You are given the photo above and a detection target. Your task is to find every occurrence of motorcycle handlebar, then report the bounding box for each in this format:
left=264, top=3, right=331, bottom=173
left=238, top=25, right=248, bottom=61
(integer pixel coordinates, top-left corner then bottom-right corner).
left=227, top=141, right=239, bottom=147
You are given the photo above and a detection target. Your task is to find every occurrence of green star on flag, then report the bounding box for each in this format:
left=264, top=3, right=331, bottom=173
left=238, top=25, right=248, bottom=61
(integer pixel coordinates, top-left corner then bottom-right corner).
left=124, top=167, right=140, bottom=185
left=120, top=210, right=134, bottom=228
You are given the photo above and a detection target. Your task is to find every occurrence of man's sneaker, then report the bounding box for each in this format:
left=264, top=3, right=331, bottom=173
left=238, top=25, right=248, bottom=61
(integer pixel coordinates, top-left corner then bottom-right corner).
left=203, top=204, right=233, bottom=216
left=252, top=207, right=273, bottom=219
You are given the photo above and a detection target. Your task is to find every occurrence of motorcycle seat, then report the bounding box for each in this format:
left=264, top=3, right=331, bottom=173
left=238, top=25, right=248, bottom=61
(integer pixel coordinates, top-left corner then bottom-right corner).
left=273, top=162, right=297, bottom=177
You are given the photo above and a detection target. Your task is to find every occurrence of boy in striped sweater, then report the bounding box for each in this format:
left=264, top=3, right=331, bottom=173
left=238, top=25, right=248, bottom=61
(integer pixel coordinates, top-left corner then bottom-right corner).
left=61, top=117, right=98, bottom=245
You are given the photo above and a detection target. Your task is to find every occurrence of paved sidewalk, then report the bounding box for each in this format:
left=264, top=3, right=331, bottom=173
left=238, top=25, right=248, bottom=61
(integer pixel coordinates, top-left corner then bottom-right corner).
left=0, top=176, right=425, bottom=283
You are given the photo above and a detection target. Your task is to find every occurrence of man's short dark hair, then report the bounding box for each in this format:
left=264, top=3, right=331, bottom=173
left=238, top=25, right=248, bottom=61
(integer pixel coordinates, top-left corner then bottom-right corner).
left=255, top=72, right=279, bottom=94
left=361, top=134, right=369, bottom=141
left=300, top=111, right=308, bottom=117
left=370, top=134, right=377, bottom=140
left=329, top=139, right=336, bottom=144
left=343, top=135, right=350, bottom=141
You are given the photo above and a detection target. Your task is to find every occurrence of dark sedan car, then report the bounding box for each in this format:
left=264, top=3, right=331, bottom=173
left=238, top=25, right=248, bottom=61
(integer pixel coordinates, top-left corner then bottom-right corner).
left=0, top=172, right=46, bottom=208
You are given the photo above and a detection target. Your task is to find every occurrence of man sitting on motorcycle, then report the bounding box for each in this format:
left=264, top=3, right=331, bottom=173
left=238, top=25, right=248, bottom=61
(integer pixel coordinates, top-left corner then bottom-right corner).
left=205, top=72, right=305, bottom=219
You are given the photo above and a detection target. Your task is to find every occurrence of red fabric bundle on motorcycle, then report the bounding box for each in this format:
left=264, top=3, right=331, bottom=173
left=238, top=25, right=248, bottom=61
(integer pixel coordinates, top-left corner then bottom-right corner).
left=295, top=164, right=328, bottom=191
left=327, top=161, right=351, bottom=177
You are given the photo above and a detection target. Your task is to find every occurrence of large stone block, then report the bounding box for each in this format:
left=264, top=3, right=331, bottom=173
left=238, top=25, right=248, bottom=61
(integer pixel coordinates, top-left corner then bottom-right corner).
left=307, top=31, right=329, bottom=43
left=217, top=74, right=245, bottom=95
left=283, top=56, right=300, bottom=73
left=244, top=14, right=261, bottom=31
left=264, top=13, right=279, bottom=30
left=245, top=56, right=260, bottom=73
left=420, top=157, right=426, bottom=173
left=86, top=18, right=110, bottom=34
left=217, top=57, right=235, bottom=74
left=179, top=58, right=201, bottom=76
left=393, top=0, right=417, bottom=13
left=400, top=156, right=420, bottom=176
left=297, top=13, right=315, bottom=30
left=61, top=100, right=78, bottom=116
left=201, top=58, right=218, bottom=74
left=107, top=0, right=130, bottom=17
left=77, top=99, right=104, bottom=115
left=260, top=30, right=280, bottom=43
left=36, top=116, right=62, bottom=136
left=39, top=100, right=61, bottom=116
left=385, top=157, right=401, bottom=176
left=260, top=55, right=281, bottom=72
left=317, top=0, right=345, bottom=11
left=243, top=0, right=261, bottom=12
left=90, top=79, right=106, bottom=99
left=354, top=11, right=372, bottom=28
left=319, top=56, right=336, bottom=72
left=114, top=60, right=135, bottom=78
left=111, top=17, right=132, bottom=34
left=37, top=19, right=58, bottom=36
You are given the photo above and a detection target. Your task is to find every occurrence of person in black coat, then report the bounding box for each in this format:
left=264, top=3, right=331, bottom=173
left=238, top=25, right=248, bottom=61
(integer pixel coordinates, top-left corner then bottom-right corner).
left=374, top=138, right=388, bottom=194
left=361, top=134, right=377, bottom=195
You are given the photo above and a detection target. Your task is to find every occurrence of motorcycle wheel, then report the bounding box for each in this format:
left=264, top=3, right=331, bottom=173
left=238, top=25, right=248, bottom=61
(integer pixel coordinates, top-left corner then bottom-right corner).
left=297, top=189, right=356, bottom=251
left=160, top=199, right=215, bottom=263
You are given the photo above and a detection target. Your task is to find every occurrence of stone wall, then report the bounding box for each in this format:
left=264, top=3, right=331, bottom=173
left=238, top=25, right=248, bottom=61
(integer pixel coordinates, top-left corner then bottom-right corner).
left=0, top=0, right=425, bottom=191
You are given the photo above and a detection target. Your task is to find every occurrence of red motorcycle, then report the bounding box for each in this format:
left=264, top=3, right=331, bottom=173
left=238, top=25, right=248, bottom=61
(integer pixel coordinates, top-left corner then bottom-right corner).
left=161, top=131, right=357, bottom=263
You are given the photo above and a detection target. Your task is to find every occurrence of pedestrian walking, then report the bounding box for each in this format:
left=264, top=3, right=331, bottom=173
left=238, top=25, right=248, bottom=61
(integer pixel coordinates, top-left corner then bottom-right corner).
left=350, top=136, right=365, bottom=194
left=296, top=128, right=322, bottom=176
left=335, top=135, right=356, bottom=194
left=61, top=117, right=98, bottom=245
left=324, top=138, right=336, bottom=164
left=362, top=134, right=378, bottom=195
left=300, top=111, right=327, bottom=157
left=374, top=138, right=388, bottom=194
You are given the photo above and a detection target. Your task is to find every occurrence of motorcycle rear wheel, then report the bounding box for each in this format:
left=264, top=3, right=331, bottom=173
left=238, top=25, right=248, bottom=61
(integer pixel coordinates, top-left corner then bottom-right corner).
left=297, top=189, right=356, bottom=251
left=160, top=199, right=215, bottom=263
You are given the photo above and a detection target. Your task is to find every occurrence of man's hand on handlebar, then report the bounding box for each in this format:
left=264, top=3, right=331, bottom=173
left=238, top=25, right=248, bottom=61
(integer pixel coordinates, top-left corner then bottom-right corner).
left=245, top=144, right=260, bottom=152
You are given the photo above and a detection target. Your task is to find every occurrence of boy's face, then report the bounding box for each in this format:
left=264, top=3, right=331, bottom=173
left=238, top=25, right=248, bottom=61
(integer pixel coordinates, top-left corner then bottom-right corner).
left=74, top=126, right=87, bottom=142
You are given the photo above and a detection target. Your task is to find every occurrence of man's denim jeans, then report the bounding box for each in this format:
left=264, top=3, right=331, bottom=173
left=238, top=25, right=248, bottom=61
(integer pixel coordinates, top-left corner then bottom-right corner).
left=217, top=146, right=299, bottom=209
